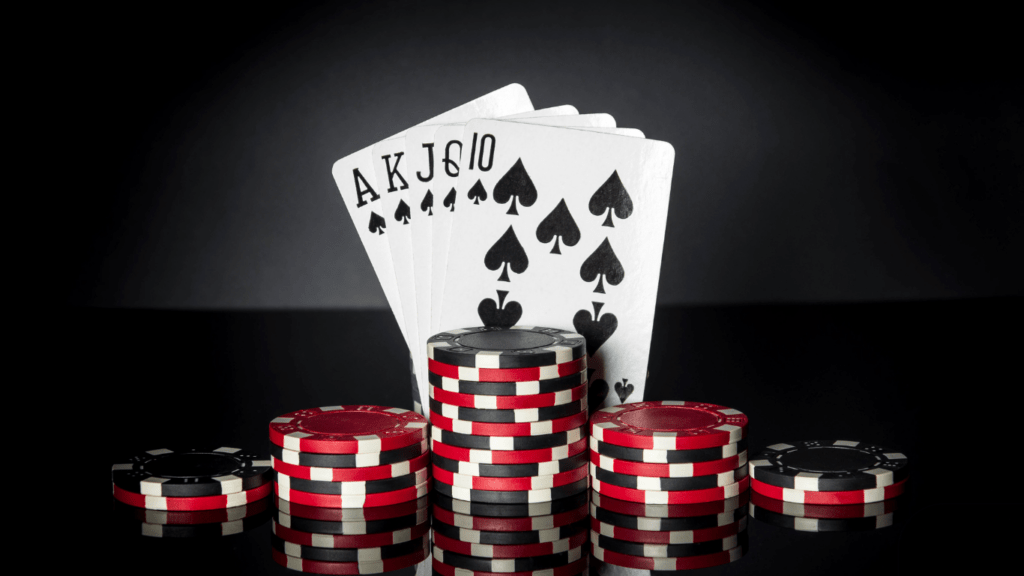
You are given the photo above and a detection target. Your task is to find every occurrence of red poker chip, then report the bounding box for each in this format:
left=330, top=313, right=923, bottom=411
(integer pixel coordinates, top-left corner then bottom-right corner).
left=749, top=490, right=904, bottom=519
left=431, top=504, right=588, bottom=532
left=429, top=410, right=588, bottom=437
left=432, top=556, right=588, bottom=576
left=590, top=401, right=748, bottom=450
left=271, top=451, right=430, bottom=482
left=276, top=496, right=428, bottom=521
left=592, top=476, right=749, bottom=505
left=269, top=406, right=427, bottom=454
left=272, top=518, right=429, bottom=548
left=590, top=490, right=749, bottom=518
left=750, top=477, right=908, bottom=505
left=112, top=482, right=271, bottom=511
left=433, top=531, right=588, bottom=559
left=590, top=541, right=746, bottom=571
left=430, top=382, right=588, bottom=409
left=432, top=463, right=588, bottom=491
left=590, top=516, right=747, bottom=544
left=271, top=544, right=428, bottom=574
left=274, top=479, right=431, bottom=508
left=428, top=356, right=586, bottom=382
left=589, top=449, right=747, bottom=478
left=431, top=437, right=587, bottom=464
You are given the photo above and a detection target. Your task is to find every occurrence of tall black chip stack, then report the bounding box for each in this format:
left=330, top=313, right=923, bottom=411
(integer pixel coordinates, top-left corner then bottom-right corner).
left=426, top=326, right=591, bottom=576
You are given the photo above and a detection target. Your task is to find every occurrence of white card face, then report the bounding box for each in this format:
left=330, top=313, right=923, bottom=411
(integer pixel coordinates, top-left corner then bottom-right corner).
left=331, top=84, right=533, bottom=353
left=439, top=120, right=675, bottom=410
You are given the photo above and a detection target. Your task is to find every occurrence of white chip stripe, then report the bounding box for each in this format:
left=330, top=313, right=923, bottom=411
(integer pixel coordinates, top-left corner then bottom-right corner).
left=443, top=470, right=570, bottom=490
left=433, top=427, right=584, bottom=451
left=276, top=469, right=429, bottom=494
left=591, top=437, right=743, bottom=462
left=592, top=478, right=744, bottom=504
left=433, top=547, right=582, bottom=570
left=591, top=464, right=745, bottom=489
left=275, top=439, right=427, bottom=467
left=446, top=498, right=558, bottom=516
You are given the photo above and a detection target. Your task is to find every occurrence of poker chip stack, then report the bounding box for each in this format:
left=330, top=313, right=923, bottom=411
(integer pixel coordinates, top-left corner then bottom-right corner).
left=268, top=406, right=431, bottom=573
left=588, top=401, right=751, bottom=571
left=110, top=447, right=274, bottom=537
left=426, top=327, right=591, bottom=576
left=747, top=440, right=910, bottom=532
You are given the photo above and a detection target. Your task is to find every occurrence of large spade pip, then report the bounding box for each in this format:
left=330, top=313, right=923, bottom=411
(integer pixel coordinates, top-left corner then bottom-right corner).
left=485, top=226, right=529, bottom=282
left=580, top=238, right=624, bottom=293
left=494, top=159, right=537, bottom=215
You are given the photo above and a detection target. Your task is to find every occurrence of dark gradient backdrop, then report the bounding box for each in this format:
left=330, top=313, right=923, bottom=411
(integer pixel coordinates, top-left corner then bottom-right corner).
left=62, top=1, right=1021, bottom=308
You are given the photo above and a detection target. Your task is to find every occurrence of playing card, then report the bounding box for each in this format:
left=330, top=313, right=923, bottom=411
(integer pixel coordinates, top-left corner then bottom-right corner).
left=438, top=120, right=674, bottom=411
left=331, top=84, right=533, bottom=356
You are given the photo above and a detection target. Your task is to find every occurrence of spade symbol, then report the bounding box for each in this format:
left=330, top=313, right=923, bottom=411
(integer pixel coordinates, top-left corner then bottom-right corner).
left=485, top=226, right=529, bottom=282
left=443, top=188, right=456, bottom=212
left=573, top=302, right=618, bottom=357
left=536, top=199, right=580, bottom=254
left=494, top=159, right=537, bottom=215
left=394, top=200, right=411, bottom=225
left=613, top=379, right=634, bottom=402
left=467, top=180, right=488, bottom=205
left=580, top=238, right=624, bottom=293
left=477, top=290, right=523, bottom=328
left=368, top=212, right=386, bottom=235
left=420, top=190, right=433, bottom=216
left=589, top=171, right=633, bottom=227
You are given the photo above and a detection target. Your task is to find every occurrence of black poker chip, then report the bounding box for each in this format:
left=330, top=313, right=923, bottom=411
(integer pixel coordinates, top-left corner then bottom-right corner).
left=592, top=438, right=749, bottom=464
left=749, top=440, right=910, bottom=491
left=428, top=369, right=586, bottom=396
left=432, top=544, right=584, bottom=572
left=434, top=476, right=588, bottom=504
left=591, top=529, right=744, bottom=558
left=433, top=490, right=589, bottom=518
left=429, top=398, right=587, bottom=423
left=432, top=426, right=585, bottom=452
left=273, top=467, right=428, bottom=495
left=275, top=508, right=428, bottom=535
left=590, top=503, right=748, bottom=532
left=110, top=447, right=272, bottom=498
left=119, top=507, right=272, bottom=538
left=590, top=463, right=748, bottom=491
left=749, top=503, right=902, bottom=532
left=432, top=451, right=587, bottom=478
left=432, top=516, right=588, bottom=545
left=271, top=532, right=428, bottom=562
left=269, top=439, right=426, bottom=468
left=427, top=327, right=586, bottom=369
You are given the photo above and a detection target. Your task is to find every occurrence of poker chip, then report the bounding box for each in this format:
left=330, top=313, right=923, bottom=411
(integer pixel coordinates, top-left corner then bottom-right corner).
left=273, top=518, right=430, bottom=548
left=430, top=381, right=588, bottom=409
left=428, top=397, right=586, bottom=423
left=590, top=463, right=748, bottom=491
left=432, top=426, right=585, bottom=452
left=112, top=481, right=271, bottom=511
left=432, top=463, right=588, bottom=491
left=434, top=531, right=588, bottom=558
left=271, top=439, right=428, bottom=468
left=431, top=503, right=589, bottom=531
left=590, top=502, right=748, bottom=532
left=591, top=490, right=750, bottom=518
left=749, top=440, right=910, bottom=491
left=269, top=406, right=428, bottom=454
left=590, top=401, right=748, bottom=450
left=432, top=544, right=584, bottom=573
left=590, top=437, right=748, bottom=464
left=271, top=532, right=428, bottom=562
left=428, top=370, right=586, bottom=396
left=275, top=467, right=429, bottom=495
left=591, top=529, right=742, bottom=558
left=270, top=544, right=428, bottom=574
left=434, top=476, right=588, bottom=504
left=590, top=449, right=747, bottom=478
left=111, top=447, right=272, bottom=498
left=590, top=516, right=747, bottom=544
left=276, top=508, right=429, bottom=535
left=275, top=479, right=431, bottom=508
left=426, top=327, right=586, bottom=369
left=750, top=476, right=908, bottom=505
left=123, top=507, right=272, bottom=538
left=592, top=476, right=749, bottom=505
left=432, top=451, right=587, bottom=478
left=115, top=496, right=271, bottom=525
left=430, top=409, right=588, bottom=437
left=432, top=556, right=588, bottom=576
left=276, top=495, right=429, bottom=521
left=428, top=356, right=586, bottom=383
left=433, top=490, right=588, bottom=518
left=431, top=437, right=587, bottom=465
left=432, top=517, right=588, bottom=545
left=749, top=503, right=901, bottom=532
left=749, top=489, right=904, bottom=519
left=272, top=451, right=429, bottom=482
left=590, top=537, right=747, bottom=571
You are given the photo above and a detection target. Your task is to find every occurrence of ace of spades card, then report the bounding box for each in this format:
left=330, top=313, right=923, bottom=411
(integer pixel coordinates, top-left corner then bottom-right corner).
left=438, top=120, right=674, bottom=409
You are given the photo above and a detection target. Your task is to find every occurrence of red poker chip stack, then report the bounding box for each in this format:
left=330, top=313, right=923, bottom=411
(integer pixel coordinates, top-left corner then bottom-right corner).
left=426, top=327, right=591, bottom=576
left=588, top=401, right=751, bottom=572
left=268, top=406, right=431, bottom=573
